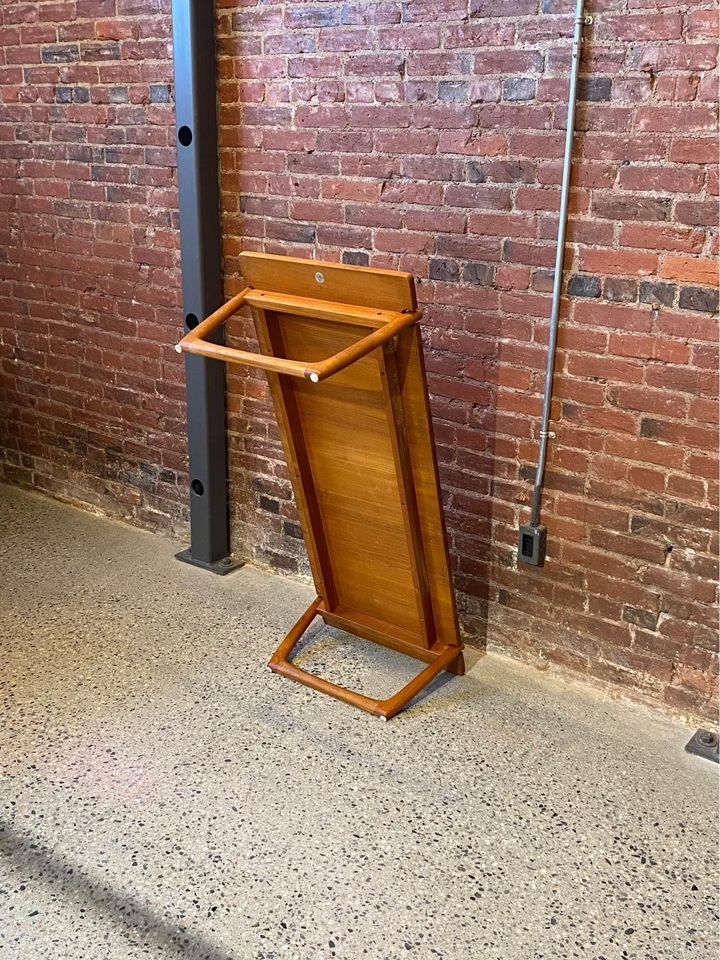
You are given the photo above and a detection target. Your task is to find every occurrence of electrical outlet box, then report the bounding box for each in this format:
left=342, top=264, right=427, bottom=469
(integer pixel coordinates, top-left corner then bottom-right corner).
left=518, top=523, right=546, bottom=566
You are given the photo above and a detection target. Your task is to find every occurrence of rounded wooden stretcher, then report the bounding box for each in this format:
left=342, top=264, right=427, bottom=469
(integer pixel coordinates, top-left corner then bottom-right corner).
left=176, top=253, right=465, bottom=720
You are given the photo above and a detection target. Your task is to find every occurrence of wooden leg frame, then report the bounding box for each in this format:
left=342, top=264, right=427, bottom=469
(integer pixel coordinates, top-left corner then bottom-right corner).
left=268, top=598, right=465, bottom=721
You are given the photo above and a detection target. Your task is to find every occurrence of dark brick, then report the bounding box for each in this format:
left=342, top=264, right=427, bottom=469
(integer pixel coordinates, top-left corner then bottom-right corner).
left=259, top=495, right=280, bottom=514
left=342, top=250, right=369, bottom=266
left=57, top=127, right=88, bottom=144
left=74, top=87, right=90, bottom=103
left=77, top=0, right=115, bottom=13
left=341, top=2, right=402, bottom=24
left=104, top=146, right=128, bottom=163
left=81, top=41, right=121, bottom=61
left=149, top=84, right=172, bottom=103
left=439, top=81, right=470, bottom=103
left=285, top=6, right=341, bottom=28
left=568, top=274, right=601, bottom=298
left=640, top=418, right=660, bottom=438
left=429, top=258, right=460, bottom=282
left=639, top=280, right=675, bottom=308
left=68, top=145, right=96, bottom=162
left=56, top=86, right=73, bottom=103
left=259, top=549, right=298, bottom=573
left=675, top=200, right=716, bottom=227
left=288, top=153, right=339, bottom=175
left=594, top=197, right=671, bottom=222
left=502, top=77, right=537, bottom=101
left=41, top=44, right=80, bottom=64
left=106, top=185, right=132, bottom=203
left=471, top=0, right=536, bottom=15
left=266, top=220, right=316, bottom=244
left=578, top=77, right=612, bottom=102
left=462, top=262, right=494, bottom=286
left=283, top=520, right=304, bottom=539
left=604, top=277, right=637, bottom=302
left=679, top=286, right=718, bottom=314
left=665, top=501, right=717, bottom=530
left=467, top=159, right=534, bottom=184
left=622, top=605, right=659, bottom=631
left=630, top=515, right=664, bottom=535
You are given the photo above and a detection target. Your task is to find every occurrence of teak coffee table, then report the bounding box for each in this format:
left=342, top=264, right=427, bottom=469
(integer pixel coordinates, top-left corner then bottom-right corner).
left=177, top=252, right=464, bottom=719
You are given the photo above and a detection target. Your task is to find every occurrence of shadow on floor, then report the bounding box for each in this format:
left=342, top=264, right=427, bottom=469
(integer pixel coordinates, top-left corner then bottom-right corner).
left=0, top=821, right=239, bottom=960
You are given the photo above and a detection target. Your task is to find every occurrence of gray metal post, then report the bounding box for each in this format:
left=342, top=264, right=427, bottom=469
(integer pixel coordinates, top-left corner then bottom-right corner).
left=518, top=0, right=589, bottom=565
left=171, top=0, right=241, bottom=574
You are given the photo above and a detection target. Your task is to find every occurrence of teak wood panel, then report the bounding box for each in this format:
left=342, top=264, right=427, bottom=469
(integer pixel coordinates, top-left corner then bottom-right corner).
left=259, top=310, right=424, bottom=641
left=252, top=304, right=460, bottom=656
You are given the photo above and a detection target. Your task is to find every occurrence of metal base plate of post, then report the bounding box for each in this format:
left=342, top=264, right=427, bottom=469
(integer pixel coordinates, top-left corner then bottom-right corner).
left=175, top=548, right=244, bottom=576
left=685, top=729, right=719, bottom=763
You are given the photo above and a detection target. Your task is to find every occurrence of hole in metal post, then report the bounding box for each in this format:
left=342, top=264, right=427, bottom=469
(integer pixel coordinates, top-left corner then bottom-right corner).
left=178, top=125, right=192, bottom=146
left=185, top=313, right=199, bottom=329
left=191, top=479, right=204, bottom=496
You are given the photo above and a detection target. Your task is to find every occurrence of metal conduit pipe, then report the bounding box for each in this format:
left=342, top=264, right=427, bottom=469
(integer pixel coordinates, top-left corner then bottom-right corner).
left=518, top=0, right=591, bottom=567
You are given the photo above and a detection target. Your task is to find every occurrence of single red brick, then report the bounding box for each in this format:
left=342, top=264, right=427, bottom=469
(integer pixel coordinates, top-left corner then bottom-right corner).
left=620, top=223, right=706, bottom=254
left=604, top=434, right=686, bottom=469
left=602, top=13, right=683, bottom=41
left=687, top=10, right=719, bottom=40
left=660, top=255, right=718, bottom=285
left=580, top=248, right=658, bottom=277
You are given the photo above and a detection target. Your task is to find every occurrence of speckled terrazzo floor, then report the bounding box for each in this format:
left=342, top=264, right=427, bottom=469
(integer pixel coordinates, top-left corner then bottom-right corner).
left=0, top=484, right=718, bottom=960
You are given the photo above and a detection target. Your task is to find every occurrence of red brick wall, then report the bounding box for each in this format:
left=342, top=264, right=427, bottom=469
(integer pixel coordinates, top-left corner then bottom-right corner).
left=216, top=0, right=719, bottom=720
left=0, top=0, right=187, bottom=532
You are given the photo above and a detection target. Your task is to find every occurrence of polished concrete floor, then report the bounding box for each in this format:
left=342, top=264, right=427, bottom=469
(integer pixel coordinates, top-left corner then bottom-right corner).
left=0, top=483, right=717, bottom=960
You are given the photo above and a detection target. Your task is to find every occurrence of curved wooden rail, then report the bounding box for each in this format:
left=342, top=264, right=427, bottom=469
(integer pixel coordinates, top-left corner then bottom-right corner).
left=175, top=288, right=421, bottom=383
left=268, top=599, right=464, bottom=721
